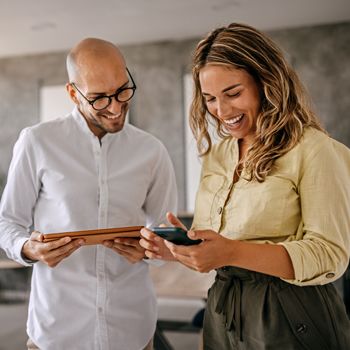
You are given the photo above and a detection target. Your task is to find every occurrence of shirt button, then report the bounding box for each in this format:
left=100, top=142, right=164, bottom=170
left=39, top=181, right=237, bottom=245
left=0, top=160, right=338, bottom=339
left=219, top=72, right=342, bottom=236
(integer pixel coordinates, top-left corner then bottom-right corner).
left=217, top=207, right=223, bottom=215
left=326, top=272, right=335, bottom=278
left=98, top=307, right=103, bottom=313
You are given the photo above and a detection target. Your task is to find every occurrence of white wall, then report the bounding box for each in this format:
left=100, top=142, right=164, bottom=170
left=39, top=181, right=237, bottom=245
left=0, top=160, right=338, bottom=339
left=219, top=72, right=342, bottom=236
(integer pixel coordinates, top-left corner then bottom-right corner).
left=40, top=85, right=75, bottom=122
left=183, top=74, right=219, bottom=213
left=183, top=74, right=201, bottom=213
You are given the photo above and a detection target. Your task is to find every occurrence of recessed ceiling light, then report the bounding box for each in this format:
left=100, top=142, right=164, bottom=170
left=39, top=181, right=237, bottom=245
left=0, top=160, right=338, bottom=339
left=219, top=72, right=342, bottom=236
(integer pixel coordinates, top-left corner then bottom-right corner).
left=31, top=21, right=56, bottom=32
left=211, top=0, right=240, bottom=11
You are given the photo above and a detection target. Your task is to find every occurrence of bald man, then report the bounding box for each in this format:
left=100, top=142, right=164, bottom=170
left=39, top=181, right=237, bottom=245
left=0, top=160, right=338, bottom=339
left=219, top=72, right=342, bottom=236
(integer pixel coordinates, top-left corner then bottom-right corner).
left=0, top=38, right=177, bottom=350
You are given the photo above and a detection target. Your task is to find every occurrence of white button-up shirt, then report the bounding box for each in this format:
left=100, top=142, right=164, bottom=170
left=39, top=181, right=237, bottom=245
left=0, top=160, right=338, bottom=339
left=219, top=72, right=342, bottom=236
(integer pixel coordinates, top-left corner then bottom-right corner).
left=0, top=108, right=178, bottom=350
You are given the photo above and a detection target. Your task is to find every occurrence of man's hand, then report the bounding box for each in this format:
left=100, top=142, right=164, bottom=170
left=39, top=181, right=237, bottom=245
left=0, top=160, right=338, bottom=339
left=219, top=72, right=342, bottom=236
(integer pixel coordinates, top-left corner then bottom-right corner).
left=22, top=231, right=84, bottom=268
left=103, top=237, right=146, bottom=263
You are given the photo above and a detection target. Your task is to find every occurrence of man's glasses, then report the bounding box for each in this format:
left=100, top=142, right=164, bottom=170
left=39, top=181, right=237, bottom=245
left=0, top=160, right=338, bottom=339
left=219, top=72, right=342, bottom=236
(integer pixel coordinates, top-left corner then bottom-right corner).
left=71, top=68, right=136, bottom=111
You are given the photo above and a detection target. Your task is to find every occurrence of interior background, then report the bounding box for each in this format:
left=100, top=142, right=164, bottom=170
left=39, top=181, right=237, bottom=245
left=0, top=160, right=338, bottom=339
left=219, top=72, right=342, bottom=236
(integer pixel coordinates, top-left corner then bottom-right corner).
left=0, top=21, right=349, bottom=210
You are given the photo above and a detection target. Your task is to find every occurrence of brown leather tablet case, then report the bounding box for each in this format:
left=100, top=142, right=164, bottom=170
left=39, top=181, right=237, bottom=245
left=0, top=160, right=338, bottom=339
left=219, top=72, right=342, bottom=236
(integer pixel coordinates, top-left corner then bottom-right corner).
left=42, top=226, right=144, bottom=245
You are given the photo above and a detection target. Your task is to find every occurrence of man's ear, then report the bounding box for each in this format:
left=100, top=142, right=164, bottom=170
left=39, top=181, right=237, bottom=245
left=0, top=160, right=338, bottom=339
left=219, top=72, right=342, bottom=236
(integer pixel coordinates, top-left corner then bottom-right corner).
left=66, top=83, right=79, bottom=104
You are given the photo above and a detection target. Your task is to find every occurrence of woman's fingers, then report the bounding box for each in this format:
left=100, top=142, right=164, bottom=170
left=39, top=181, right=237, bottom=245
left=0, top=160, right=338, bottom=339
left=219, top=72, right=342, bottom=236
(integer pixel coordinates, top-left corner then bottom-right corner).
left=166, top=212, right=188, bottom=230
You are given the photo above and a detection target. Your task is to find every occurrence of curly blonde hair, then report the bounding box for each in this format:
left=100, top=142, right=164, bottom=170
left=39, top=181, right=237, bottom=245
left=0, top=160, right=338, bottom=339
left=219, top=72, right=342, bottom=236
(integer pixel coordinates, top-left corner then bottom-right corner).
left=190, top=23, right=325, bottom=182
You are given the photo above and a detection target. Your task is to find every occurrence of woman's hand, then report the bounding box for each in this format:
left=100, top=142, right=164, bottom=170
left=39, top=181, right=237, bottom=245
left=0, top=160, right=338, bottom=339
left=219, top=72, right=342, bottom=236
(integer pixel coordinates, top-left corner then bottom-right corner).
left=140, top=227, right=176, bottom=260
left=139, top=212, right=188, bottom=260
left=163, top=229, right=235, bottom=273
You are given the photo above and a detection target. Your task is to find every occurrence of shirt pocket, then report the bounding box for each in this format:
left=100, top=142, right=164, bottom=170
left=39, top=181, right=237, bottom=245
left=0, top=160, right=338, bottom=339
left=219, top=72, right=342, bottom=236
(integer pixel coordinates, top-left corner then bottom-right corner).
left=230, top=176, right=290, bottom=238
left=193, top=174, right=226, bottom=228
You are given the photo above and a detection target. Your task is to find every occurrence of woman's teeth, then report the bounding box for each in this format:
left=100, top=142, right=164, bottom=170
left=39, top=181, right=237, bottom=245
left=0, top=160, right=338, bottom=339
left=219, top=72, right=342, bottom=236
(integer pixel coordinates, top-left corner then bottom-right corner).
left=224, top=114, right=244, bottom=125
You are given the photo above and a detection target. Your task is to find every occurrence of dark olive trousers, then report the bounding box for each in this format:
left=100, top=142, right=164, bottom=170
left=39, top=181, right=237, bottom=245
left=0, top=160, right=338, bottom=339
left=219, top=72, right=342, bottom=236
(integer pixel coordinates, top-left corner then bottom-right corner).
left=203, top=267, right=350, bottom=350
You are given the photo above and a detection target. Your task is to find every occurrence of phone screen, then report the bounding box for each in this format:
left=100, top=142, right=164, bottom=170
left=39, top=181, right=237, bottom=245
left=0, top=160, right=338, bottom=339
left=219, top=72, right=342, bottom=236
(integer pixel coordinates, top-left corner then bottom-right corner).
left=152, top=227, right=201, bottom=246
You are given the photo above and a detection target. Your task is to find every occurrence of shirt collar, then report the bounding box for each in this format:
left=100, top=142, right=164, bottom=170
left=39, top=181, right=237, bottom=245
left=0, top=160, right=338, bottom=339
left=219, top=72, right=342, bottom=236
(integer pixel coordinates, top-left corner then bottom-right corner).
left=71, top=106, right=95, bottom=137
left=71, top=106, right=126, bottom=143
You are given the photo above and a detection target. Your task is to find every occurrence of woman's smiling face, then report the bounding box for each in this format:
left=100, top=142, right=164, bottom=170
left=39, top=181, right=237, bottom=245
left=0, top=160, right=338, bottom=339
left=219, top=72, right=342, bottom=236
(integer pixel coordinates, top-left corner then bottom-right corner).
left=199, top=64, right=261, bottom=144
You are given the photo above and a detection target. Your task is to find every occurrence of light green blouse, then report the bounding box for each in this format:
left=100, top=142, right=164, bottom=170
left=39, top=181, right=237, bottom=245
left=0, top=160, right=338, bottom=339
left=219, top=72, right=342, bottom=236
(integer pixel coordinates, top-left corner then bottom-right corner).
left=192, top=128, right=350, bottom=286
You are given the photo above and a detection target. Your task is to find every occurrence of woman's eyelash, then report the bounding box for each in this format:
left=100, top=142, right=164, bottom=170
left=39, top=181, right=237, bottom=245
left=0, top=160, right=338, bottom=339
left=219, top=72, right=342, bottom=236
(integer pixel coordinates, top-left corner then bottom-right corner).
left=227, top=91, right=240, bottom=97
left=204, top=91, right=241, bottom=102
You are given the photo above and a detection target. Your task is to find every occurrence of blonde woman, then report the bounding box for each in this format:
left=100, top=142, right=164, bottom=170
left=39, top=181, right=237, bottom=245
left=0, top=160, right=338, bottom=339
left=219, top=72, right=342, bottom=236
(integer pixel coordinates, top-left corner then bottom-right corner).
left=141, top=23, right=350, bottom=349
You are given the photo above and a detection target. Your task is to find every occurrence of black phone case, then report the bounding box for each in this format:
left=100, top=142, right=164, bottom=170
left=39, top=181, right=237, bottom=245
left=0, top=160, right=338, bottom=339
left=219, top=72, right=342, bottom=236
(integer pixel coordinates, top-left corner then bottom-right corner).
left=152, top=227, right=201, bottom=246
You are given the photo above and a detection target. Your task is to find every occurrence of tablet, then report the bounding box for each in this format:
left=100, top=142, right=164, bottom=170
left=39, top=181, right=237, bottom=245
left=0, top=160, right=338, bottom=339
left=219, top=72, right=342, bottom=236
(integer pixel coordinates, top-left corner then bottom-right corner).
left=42, top=226, right=144, bottom=245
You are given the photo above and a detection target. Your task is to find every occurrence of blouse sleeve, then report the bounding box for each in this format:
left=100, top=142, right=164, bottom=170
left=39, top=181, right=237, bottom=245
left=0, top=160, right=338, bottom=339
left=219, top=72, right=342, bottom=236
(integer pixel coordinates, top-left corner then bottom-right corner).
left=280, top=137, right=350, bottom=286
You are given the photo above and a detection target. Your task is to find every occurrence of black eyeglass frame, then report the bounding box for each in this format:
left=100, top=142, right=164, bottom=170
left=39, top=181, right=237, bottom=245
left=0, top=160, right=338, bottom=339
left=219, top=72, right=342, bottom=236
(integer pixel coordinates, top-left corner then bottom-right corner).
left=71, top=68, right=137, bottom=111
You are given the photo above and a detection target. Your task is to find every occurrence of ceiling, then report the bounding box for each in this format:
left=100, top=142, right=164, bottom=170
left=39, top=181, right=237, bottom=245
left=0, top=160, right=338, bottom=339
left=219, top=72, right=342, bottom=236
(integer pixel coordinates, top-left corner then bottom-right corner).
left=1, top=0, right=349, bottom=59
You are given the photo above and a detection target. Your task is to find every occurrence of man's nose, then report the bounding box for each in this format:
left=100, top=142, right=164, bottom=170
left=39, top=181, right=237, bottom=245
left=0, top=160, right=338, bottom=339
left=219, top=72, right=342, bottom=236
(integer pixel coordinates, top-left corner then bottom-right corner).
left=107, top=97, right=123, bottom=114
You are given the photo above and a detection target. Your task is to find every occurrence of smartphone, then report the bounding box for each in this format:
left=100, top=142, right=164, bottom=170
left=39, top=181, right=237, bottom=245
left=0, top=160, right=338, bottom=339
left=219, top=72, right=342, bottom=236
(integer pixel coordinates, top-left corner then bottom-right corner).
left=152, top=227, right=202, bottom=246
